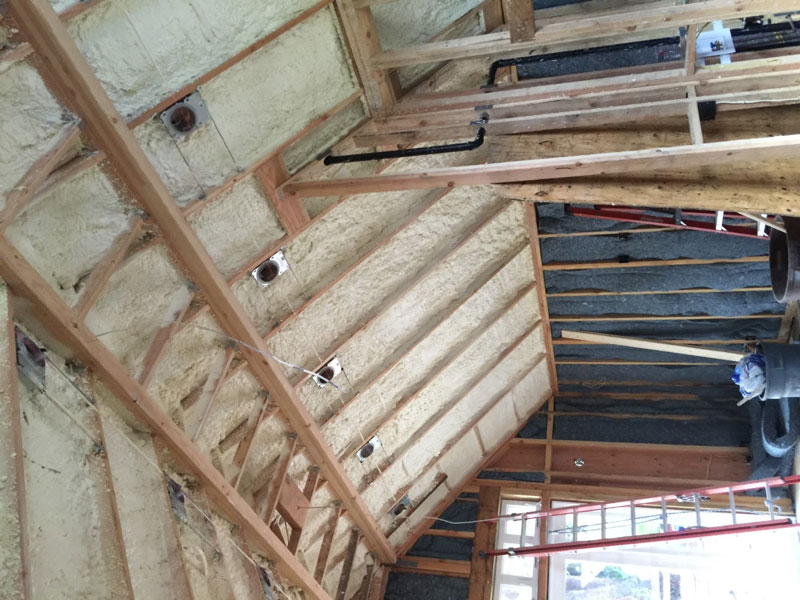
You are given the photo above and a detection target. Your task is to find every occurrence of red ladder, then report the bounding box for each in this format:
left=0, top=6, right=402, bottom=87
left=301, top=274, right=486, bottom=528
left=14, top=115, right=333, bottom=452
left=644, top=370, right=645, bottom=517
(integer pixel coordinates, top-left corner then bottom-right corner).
left=484, top=474, right=800, bottom=558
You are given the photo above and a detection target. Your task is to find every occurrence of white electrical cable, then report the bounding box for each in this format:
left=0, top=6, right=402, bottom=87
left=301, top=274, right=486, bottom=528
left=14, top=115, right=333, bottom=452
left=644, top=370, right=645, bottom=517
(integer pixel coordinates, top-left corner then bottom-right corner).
left=42, top=358, right=263, bottom=570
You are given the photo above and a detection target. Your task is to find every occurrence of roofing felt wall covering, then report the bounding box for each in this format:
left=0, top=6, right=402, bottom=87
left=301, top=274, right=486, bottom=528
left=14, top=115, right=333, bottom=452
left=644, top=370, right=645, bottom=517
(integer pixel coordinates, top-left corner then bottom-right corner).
left=407, top=535, right=472, bottom=561
left=385, top=573, right=469, bottom=600
left=550, top=318, right=781, bottom=340
left=553, top=415, right=750, bottom=446
left=541, top=229, right=769, bottom=263
left=544, top=262, right=773, bottom=293
left=555, top=364, right=736, bottom=384
left=548, top=291, right=781, bottom=318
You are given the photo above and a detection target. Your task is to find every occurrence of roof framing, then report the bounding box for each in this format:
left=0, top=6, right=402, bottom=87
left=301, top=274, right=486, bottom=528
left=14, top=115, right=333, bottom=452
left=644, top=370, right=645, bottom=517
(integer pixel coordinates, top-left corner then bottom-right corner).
left=6, top=0, right=393, bottom=572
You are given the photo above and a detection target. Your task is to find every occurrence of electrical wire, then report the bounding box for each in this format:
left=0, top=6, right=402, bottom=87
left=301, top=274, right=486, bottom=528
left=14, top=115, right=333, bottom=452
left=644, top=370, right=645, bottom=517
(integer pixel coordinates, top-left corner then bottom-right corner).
left=41, top=357, right=264, bottom=571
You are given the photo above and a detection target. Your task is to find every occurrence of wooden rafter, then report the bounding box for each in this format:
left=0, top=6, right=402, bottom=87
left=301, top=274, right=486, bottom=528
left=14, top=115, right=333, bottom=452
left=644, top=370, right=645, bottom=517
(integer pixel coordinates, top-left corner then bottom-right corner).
left=1, top=289, right=31, bottom=599
left=256, top=433, right=298, bottom=523
left=336, top=529, right=363, bottom=600
left=255, top=156, right=309, bottom=235
left=0, top=235, right=330, bottom=599
left=9, top=0, right=393, bottom=563
left=74, top=219, right=144, bottom=321
left=524, top=203, right=558, bottom=395
left=0, top=124, right=81, bottom=232
left=370, top=0, right=800, bottom=69
left=315, top=505, right=343, bottom=582
left=335, top=0, right=395, bottom=114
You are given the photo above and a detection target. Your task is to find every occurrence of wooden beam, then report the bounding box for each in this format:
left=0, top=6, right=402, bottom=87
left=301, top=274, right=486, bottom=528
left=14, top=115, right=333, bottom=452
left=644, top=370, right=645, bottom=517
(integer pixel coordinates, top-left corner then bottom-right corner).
left=277, top=476, right=311, bottom=530
left=287, top=466, right=320, bottom=553
left=502, top=0, right=535, bottom=43
left=232, top=395, right=275, bottom=488
left=283, top=135, right=800, bottom=199
left=256, top=156, right=309, bottom=235
left=371, top=0, right=799, bottom=68
left=0, top=239, right=329, bottom=600
left=0, top=288, right=31, bottom=600
left=543, top=255, right=767, bottom=271
left=9, top=0, right=393, bottom=563
left=136, top=299, right=191, bottom=388
left=336, top=529, right=362, bottom=600
left=74, top=220, right=144, bottom=321
left=0, top=125, right=80, bottom=232
left=315, top=506, right=342, bottom=582
left=488, top=439, right=751, bottom=484
left=423, top=529, right=476, bottom=539
left=560, top=330, right=745, bottom=362
left=525, top=204, right=558, bottom=395
left=394, top=558, right=471, bottom=578
left=191, top=348, right=236, bottom=442
left=257, top=433, right=299, bottom=522
left=468, top=486, right=500, bottom=600
left=335, top=0, right=395, bottom=114
left=469, top=478, right=793, bottom=513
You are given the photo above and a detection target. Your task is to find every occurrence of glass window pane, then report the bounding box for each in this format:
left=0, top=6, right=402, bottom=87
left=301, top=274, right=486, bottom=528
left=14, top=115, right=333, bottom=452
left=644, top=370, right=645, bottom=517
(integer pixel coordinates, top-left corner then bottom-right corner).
left=498, top=583, right=534, bottom=600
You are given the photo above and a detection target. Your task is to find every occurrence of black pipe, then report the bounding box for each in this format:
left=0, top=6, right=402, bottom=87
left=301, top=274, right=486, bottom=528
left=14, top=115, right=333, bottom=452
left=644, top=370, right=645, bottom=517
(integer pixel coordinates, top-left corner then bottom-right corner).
left=322, top=127, right=485, bottom=165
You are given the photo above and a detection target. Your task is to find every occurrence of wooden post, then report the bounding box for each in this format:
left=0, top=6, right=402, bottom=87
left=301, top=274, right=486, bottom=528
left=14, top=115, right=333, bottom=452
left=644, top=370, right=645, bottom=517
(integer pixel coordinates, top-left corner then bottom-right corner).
left=315, top=505, right=343, bottom=582
left=468, top=487, right=501, bottom=600
left=336, top=529, right=362, bottom=600
left=0, top=285, right=31, bottom=599
left=502, top=0, right=535, bottom=42
left=483, top=0, right=505, bottom=32
left=256, top=156, right=309, bottom=235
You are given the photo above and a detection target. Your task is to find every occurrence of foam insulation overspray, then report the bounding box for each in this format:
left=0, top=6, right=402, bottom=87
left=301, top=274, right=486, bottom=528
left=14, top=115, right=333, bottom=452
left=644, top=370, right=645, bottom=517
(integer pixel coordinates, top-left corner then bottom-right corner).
left=310, top=246, right=534, bottom=432
left=145, top=311, right=228, bottom=420
left=5, top=165, right=133, bottom=306
left=199, top=7, right=359, bottom=168
left=300, top=200, right=527, bottom=457
left=96, top=396, right=194, bottom=600
left=188, top=174, right=285, bottom=279
left=0, top=61, right=73, bottom=200
left=0, top=284, right=23, bottom=598
left=17, top=352, right=132, bottom=599
left=232, top=188, right=437, bottom=338
left=355, top=298, right=543, bottom=506
left=67, top=0, right=320, bottom=119
left=85, top=244, right=191, bottom=374
left=133, top=116, right=238, bottom=206
left=372, top=0, right=485, bottom=87
left=282, top=98, right=368, bottom=175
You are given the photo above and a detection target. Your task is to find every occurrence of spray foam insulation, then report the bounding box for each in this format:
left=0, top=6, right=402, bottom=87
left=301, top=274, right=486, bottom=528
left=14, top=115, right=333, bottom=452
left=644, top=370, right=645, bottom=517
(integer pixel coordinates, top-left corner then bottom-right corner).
left=0, top=0, right=554, bottom=586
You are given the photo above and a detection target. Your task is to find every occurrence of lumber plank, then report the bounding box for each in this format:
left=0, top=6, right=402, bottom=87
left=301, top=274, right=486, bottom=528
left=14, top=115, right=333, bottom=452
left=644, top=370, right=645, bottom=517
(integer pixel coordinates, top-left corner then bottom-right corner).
left=503, top=0, right=536, bottom=42
left=315, top=506, right=342, bottom=582
left=467, top=487, right=500, bottom=600
left=371, top=0, right=799, bottom=68
left=560, top=330, right=745, bottom=362
left=336, top=529, right=362, bottom=600
left=0, top=125, right=81, bottom=232
left=283, top=135, right=800, bottom=198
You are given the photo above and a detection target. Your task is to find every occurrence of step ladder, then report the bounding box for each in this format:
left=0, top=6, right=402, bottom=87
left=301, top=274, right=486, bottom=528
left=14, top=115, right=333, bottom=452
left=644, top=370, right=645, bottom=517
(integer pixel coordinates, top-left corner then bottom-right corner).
left=484, top=474, right=800, bottom=558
